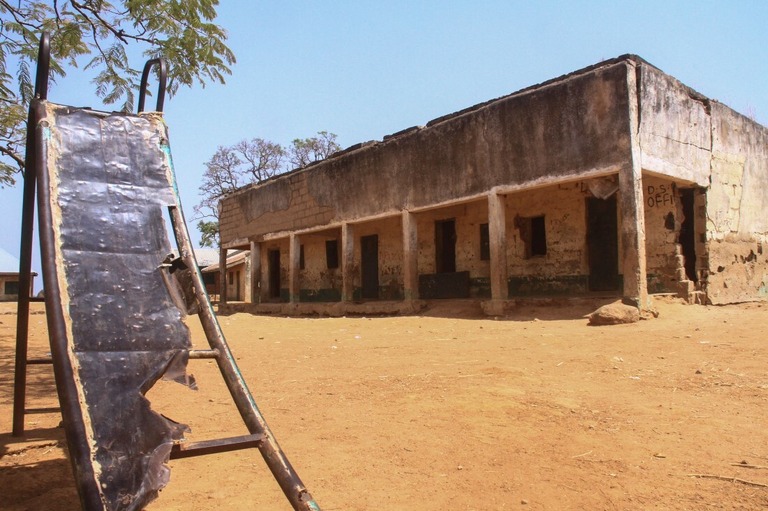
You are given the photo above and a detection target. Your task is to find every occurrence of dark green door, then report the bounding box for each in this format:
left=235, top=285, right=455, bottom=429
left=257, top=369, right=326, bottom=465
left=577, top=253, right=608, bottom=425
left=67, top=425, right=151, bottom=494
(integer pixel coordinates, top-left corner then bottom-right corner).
left=361, top=235, right=379, bottom=299
left=587, top=196, right=620, bottom=292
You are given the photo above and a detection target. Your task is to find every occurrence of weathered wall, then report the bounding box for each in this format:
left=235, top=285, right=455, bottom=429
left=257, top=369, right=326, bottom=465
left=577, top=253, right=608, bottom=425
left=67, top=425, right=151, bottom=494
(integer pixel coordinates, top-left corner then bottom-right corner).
left=704, top=103, right=768, bottom=303
left=353, top=216, right=403, bottom=300
left=415, top=201, right=490, bottom=297
left=224, top=260, right=247, bottom=302
left=503, top=183, right=591, bottom=295
left=261, top=238, right=290, bottom=301
left=642, top=175, right=684, bottom=292
left=273, top=217, right=405, bottom=301
left=297, top=229, right=342, bottom=301
left=638, top=63, right=712, bottom=186
left=220, top=60, right=633, bottom=247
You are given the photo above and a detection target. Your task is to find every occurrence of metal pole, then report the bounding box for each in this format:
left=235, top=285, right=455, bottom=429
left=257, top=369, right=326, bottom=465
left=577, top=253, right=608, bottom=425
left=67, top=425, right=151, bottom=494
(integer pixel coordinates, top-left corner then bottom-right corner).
left=169, top=205, right=320, bottom=511
left=12, top=121, right=38, bottom=437
left=12, top=33, right=50, bottom=437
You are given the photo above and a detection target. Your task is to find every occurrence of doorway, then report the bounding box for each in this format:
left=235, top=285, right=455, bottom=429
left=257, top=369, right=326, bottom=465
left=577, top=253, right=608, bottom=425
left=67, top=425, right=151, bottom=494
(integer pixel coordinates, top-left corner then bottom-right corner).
left=361, top=234, right=379, bottom=299
left=435, top=219, right=457, bottom=273
left=268, top=249, right=281, bottom=299
left=586, top=196, right=620, bottom=292
left=679, top=188, right=697, bottom=282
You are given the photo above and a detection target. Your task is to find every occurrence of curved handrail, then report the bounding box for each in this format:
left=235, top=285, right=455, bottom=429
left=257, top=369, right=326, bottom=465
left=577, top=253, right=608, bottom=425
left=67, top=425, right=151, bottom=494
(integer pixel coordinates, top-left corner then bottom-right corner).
left=137, top=58, right=167, bottom=113
left=34, top=32, right=50, bottom=100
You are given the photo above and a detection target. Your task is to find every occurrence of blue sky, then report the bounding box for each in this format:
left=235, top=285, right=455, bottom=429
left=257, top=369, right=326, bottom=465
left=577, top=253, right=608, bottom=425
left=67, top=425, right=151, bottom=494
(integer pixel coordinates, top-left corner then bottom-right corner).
left=1, top=1, right=766, bottom=289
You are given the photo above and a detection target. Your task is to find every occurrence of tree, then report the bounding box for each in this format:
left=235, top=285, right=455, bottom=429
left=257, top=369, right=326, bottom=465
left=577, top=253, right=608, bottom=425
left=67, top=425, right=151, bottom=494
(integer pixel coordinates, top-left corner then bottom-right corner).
left=0, top=1, right=235, bottom=185
left=195, top=132, right=340, bottom=247
left=196, top=219, right=220, bottom=249
left=234, top=138, right=285, bottom=183
left=288, top=131, right=341, bottom=169
left=194, top=145, right=242, bottom=247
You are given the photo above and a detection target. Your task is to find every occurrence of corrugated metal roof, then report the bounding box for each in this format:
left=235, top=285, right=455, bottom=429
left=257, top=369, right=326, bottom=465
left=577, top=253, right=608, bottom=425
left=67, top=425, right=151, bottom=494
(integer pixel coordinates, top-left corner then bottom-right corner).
left=193, top=248, right=219, bottom=268
left=201, top=250, right=249, bottom=272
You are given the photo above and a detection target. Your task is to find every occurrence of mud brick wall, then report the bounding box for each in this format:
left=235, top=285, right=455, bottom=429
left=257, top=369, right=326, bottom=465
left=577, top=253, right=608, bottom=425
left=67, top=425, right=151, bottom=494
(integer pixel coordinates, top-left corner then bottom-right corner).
left=704, top=103, right=768, bottom=303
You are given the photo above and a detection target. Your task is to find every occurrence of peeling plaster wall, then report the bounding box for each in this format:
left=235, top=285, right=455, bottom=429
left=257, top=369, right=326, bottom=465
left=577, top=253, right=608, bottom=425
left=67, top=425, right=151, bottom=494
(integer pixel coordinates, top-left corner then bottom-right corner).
left=642, top=175, right=683, bottom=292
left=636, top=62, right=768, bottom=302
left=296, top=231, right=342, bottom=301
left=638, top=64, right=712, bottom=185
left=415, top=201, right=490, bottom=297
left=224, top=261, right=247, bottom=302
left=220, top=60, right=632, bottom=247
left=261, top=238, right=290, bottom=301
left=510, top=183, right=589, bottom=274
left=704, top=103, right=768, bottom=303
left=353, top=216, right=403, bottom=300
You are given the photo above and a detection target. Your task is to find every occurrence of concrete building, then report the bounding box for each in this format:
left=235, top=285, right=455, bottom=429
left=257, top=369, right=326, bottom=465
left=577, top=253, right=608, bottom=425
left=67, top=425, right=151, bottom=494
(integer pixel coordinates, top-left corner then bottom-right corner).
left=201, top=249, right=250, bottom=302
left=217, top=55, right=768, bottom=315
left=0, top=248, right=35, bottom=301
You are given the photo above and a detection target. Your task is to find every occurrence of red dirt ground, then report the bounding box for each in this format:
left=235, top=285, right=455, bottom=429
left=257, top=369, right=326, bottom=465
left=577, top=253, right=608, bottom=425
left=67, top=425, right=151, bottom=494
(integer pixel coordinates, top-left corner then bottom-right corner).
left=1, top=298, right=767, bottom=510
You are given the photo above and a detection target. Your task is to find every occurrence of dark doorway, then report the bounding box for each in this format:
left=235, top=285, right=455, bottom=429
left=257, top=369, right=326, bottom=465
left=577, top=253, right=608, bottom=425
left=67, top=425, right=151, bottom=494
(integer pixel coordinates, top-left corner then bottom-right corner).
left=679, top=188, right=698, bottom=282
left=361, top=235, right=379, bottom=299
left=435, top=219, right=457, bottom=273
left=587, top=196, right=620, bottom=292
left=268, top=249, right=281, bottom=299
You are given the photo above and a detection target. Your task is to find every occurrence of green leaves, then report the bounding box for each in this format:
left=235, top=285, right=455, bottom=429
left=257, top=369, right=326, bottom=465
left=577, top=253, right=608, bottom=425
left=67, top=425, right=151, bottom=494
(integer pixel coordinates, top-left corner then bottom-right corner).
left=197, top=219, right=219, bottom=248
left=0, top=0, right=235, bottom=186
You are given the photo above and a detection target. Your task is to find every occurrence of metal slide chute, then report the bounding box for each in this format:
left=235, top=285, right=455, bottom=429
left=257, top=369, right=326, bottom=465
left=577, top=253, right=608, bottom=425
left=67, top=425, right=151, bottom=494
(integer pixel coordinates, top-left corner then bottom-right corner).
left=14, top=34, right=320, bottom=511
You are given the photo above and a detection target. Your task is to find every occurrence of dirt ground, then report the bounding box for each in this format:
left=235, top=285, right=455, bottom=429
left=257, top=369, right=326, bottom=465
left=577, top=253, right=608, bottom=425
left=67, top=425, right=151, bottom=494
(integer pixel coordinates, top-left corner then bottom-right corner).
left=1, top=297, right=767, bottom=510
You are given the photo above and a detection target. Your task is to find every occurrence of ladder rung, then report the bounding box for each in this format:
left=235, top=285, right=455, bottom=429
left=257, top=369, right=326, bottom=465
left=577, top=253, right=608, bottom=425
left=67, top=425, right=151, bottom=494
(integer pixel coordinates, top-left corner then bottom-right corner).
left=170, top=433, right=265, bottom=460
left=27, top=351, right=217, bottom=364
left=27, top=357, right=53, bottom=365
left=26, top=406, right=60, bottom=414
left=188, top=349, right=219, bottom=360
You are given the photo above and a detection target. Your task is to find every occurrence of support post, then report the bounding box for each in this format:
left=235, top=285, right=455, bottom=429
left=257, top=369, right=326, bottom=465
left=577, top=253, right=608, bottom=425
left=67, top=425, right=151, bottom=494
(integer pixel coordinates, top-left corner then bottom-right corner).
left=402, top=211, right=419, bottom=300
left=341, top=223, right=355, bottom=302
left=488, top=191, right=509, bottom=304
left=288, top=234, right=300, bottom=304
left=12, top=112, right=39, bottom=437
left=260, top=247, right=270, bottom=302
left=219, top=246, right=228, bottom=305
left=621, top=61, right=649, bottom=308
left=249, top=241, right=261, bottom=304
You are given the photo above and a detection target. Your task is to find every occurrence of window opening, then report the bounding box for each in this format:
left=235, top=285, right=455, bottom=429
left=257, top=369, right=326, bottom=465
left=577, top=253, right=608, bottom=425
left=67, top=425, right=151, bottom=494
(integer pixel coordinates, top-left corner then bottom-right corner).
left=435, top=218, right=457, bottom=273
left=517, top=215, right=547, bottom=258
left=479, top=223, right=490, bottom=261
left=326, top=239, right=339, bottom=269
left=4, top=280, right=19, bottom=295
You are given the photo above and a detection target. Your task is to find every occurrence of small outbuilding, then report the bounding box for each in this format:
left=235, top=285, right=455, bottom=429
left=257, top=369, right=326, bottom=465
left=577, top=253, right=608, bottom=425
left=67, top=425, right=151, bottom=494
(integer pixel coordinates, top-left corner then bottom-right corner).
left=0, top=248, right=36, bottom=301
left=217, top=55, right=768, bottom=315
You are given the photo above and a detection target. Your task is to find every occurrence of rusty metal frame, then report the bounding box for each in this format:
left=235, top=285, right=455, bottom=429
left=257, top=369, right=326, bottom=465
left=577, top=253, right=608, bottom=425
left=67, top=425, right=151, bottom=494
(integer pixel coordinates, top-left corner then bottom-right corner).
left=12, top=32, right=51, bottom=437
left=13, top=33, right=321, bottom=511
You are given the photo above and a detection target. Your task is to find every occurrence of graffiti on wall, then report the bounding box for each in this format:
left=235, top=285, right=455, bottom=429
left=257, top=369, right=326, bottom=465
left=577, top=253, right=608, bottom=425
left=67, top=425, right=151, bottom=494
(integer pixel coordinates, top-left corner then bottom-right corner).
left=646, top=183, right=675, bottom=208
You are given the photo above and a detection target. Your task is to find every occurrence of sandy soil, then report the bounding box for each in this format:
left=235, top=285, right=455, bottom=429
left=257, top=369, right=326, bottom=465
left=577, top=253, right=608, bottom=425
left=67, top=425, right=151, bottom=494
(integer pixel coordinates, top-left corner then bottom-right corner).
left=1, top=298, right=767, bottom=510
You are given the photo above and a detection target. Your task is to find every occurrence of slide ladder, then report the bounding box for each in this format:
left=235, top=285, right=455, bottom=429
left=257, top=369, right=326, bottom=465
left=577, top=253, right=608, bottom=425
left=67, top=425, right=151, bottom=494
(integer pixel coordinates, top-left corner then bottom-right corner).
left=12, top=34, right=320, bottom=511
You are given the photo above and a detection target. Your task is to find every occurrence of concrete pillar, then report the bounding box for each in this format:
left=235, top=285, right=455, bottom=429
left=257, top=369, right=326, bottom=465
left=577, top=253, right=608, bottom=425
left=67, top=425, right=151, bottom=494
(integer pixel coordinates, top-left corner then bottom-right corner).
left=341, top=222, right=355, bottom=302
left=259, top=246, right=270, bottom=301
left=249, top=240, right=261, bottom=304
left=218, top=246, right=227, bottom=305
left=620, top=61, right=649, bottom=308
left=402, top=211, right=419, bottom=300
left=488, top=191, right=509, bottom=302
left=289, top=234, right=300, bottom=303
